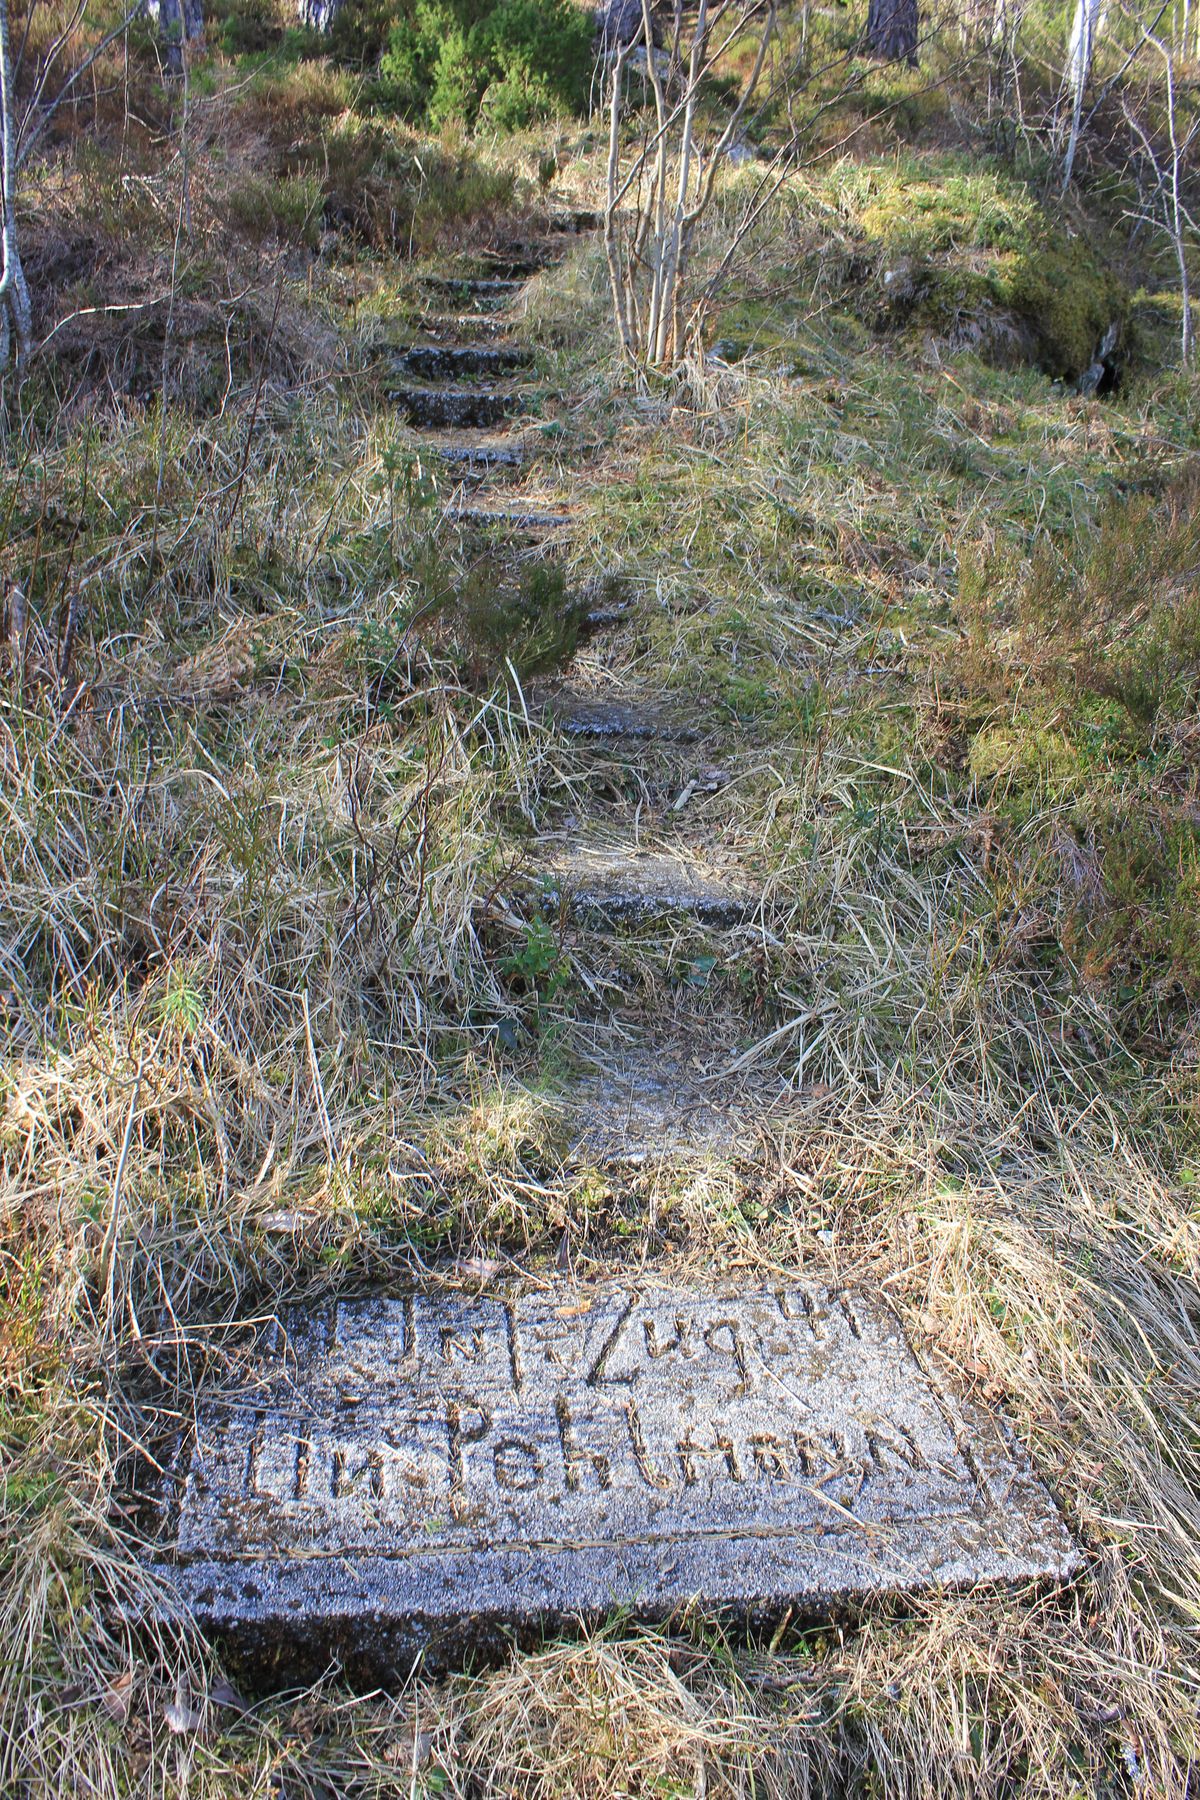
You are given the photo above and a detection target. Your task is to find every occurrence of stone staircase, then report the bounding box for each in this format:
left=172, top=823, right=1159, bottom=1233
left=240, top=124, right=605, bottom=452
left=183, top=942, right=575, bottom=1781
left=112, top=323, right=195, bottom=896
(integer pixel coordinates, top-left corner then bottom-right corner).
left=390, top=221, right=780, bottom=1152
left=143, top=212, right=1080, bottom=1683
left=384, top=240, right=578, bottom=535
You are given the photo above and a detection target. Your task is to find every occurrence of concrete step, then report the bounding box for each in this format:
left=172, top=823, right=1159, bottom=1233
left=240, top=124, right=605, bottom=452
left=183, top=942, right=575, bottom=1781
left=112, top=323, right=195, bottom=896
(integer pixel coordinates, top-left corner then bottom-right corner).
left=547, top=209, right=601, bottom=233
left=475, top=254, right=563, bottom=280
left=435, top=436, right=527, bottom=473
left=535, top=838, right=755, bottom=927
left=416, top=311, right=512, bottom=338
left=548, top=1021, right=793, bottom=1163
left=582, top=598, right=632, bottom=630
left=421, top=275, right=524, bottom=309
left=452, top=504, right=571, bottom=534
left=535, top=687, right=700, bottom=744
left=391, top=385, right=520, bottom=430
left=393, top=343, right=534, bottom=381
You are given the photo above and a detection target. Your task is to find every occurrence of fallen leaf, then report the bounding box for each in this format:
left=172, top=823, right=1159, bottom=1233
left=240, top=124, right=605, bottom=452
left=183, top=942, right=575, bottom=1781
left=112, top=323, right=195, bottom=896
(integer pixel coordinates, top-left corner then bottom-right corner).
left=163, top=1698, right=203, bottom=1735
left=100, top=1671, right=134, bottom=1723
left=451, top=1256, right=503, bottom=1283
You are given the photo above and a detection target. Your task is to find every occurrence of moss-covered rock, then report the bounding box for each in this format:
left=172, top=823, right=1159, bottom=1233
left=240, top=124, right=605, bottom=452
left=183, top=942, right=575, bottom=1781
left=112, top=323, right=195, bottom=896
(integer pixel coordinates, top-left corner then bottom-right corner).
left=832, top=155, right=1126, bottom=380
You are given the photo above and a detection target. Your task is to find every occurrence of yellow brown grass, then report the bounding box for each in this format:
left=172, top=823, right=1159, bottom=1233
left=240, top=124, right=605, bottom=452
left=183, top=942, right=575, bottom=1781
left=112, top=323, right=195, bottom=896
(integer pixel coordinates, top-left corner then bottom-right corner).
left=2, top=36, right=1200, bottom=1800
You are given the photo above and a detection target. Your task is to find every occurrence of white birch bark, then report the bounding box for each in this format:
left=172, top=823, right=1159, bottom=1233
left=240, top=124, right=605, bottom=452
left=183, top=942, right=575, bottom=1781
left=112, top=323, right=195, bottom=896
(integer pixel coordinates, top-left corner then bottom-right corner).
left=1062, top=0, right=1102, bottom=187
left=0, top=0, right=31, bottom=367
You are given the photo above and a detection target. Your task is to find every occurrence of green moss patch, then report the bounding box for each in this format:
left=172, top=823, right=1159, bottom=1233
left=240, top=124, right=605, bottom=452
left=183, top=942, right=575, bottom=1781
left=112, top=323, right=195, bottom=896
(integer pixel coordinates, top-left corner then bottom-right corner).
left=831, top=155, right=1125, bottom=380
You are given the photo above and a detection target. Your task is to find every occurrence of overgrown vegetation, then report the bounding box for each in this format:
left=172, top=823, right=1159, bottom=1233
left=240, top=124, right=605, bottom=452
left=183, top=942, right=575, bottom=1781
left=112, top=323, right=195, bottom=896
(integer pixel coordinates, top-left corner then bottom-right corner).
left=1, top=0, right=1198, bottom=1794
left=946, top=473, right=1200, bottom=1028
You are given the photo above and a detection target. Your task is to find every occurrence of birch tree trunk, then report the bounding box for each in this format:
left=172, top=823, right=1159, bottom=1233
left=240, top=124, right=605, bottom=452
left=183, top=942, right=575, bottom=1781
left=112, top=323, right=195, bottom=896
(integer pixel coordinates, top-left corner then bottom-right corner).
left=0, top=0, right=31, bottom=367
left=299, top=0, right=345, bottom=27
left=1061, top=0, right=1102, bottom=188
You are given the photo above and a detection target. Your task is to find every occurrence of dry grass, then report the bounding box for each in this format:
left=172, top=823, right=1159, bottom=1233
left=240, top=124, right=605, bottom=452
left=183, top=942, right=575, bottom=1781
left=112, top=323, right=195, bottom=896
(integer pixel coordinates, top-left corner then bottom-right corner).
left=2, top=21, right=1200, bottom=1800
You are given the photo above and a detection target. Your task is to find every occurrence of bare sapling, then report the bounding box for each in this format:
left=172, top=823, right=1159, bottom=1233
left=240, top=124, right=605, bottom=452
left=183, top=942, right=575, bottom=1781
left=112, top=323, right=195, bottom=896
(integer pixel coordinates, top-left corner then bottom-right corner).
left=602, top=0, right=779, bottom=370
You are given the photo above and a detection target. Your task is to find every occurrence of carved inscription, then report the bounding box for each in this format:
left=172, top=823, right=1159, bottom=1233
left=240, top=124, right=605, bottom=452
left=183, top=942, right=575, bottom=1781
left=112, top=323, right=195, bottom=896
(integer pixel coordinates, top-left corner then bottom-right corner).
left=158, top=1279, right=1079, bottom=1672
left=178, top=1283, right=1008, bottom=1563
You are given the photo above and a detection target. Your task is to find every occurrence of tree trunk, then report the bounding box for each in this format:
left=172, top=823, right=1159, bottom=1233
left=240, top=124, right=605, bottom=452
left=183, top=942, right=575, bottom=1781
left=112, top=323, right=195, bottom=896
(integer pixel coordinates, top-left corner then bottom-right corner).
left=299, top=0, right=344, bottom=28
left=0, top=0, right=31, bottom=366
left=145, top=0, right=203, bottom=74
left=1061, top=0, right=1101, bottom=189
left=866, top=0, right=918, bottom=62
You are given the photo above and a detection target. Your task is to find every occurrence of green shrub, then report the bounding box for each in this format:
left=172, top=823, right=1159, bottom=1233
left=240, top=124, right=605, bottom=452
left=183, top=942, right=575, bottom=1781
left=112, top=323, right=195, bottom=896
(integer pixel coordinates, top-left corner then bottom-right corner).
left=944, top=469, right=1200, bottom=1016
left=283, top=126, right=515, bottom=249
left=208, top=0, right=286, bottom=54
left=446, top=560, right=590, bottom=684
left=328, top=0, right=401, bottom=62
left=379, top=0, right=593, bottom=131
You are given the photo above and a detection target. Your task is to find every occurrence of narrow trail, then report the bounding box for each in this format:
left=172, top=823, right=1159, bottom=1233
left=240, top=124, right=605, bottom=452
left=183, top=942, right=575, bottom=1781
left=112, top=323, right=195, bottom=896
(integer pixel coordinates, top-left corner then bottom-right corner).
left=395, top=220, right=796, bottom=1164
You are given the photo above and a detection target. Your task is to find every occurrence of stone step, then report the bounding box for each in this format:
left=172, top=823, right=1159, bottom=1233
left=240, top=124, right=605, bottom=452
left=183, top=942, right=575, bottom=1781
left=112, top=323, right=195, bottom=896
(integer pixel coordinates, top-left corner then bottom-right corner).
left=394, top=343, right=534, bottom=381
left=548, top=208, right=601, bottom=233
left=436, top=437, right=527, bottom=473
left=535, top=839, right=755, bottom=927
left=421, top=275, right=525, bottom=309
left=552, top=1023, right=782, bottom=1161
left=391, top=385, right=520, bottom=430
left=417, top=311, right=512, bottom=339
left=144, top=1271, right=1078, bottom=1680
left=582, top=598, right=632, bottom=630
left=574, top=577, right=633, bottom=634
left=452, top=504, right=571, bottom=534
left=535, top=687, right=700, bottom=744
left=475, top=254, right=562, bottom=281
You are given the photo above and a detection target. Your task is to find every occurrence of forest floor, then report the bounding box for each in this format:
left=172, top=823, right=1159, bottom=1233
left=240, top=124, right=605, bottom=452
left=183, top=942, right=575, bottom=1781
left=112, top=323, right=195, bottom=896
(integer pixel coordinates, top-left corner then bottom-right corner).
left=2, top=12, right=1200, bottom=1798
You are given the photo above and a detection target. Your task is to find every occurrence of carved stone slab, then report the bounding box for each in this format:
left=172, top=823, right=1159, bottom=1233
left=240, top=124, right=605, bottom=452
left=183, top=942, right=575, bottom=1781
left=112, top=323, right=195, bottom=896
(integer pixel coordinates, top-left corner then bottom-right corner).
left=149, top=1282, right=1077, bottom=1679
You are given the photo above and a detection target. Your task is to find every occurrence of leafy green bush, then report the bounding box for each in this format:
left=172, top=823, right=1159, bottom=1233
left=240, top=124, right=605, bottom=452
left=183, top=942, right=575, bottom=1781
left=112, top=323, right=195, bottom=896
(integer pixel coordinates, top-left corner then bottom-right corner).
left=379, top=0, right=593, bottom=131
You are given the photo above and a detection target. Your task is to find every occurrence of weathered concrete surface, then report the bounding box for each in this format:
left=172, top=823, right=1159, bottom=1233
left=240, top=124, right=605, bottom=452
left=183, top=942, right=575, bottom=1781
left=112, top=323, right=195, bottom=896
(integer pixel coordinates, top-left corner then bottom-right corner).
left=394, top=344, right=533, bottom=380
left=536, top=688, right=701, bottom=744
left=550, top=1026, right=786, bottom=1160
left=475, top=254, right=561, bottom=281
left=583, top=599, right=632, bottom=630
left=149, top=1280, right=1077, bottom=1680
left=454, top=504, right=571, bottom=533
left=421, top=275, right=525, bottom=309
left=390, top=385, right=518, bottom=430
left=417, top=311, right=511, bottom=340
left=548, top=209, right=601, bottom=233
left=537, top=839, right=756, bottom=926
left=436, top=436, right=527, bottom=472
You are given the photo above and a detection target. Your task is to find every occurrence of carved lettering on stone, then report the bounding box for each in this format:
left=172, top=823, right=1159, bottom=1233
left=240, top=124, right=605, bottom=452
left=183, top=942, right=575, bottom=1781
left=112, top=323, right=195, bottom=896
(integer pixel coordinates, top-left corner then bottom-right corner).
left=154, top=1281, right=1078, bottom=1674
